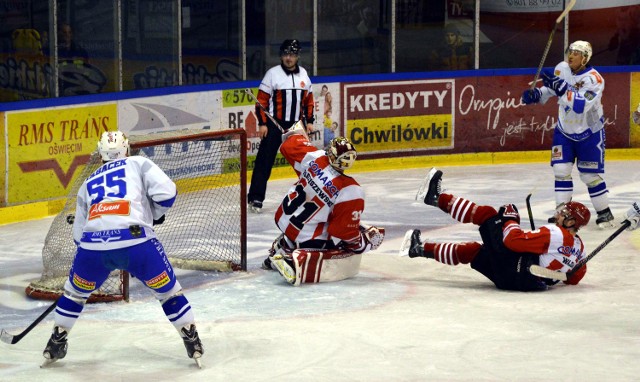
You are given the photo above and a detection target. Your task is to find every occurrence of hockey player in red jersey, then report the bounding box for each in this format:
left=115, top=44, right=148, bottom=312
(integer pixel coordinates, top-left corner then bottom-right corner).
left=262, top=124, right=384, bottom=285
left=401, top=168, right=590, bottom=291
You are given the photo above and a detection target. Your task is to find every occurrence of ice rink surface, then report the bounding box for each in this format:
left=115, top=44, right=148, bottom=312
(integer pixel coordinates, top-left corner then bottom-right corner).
left=1, top=161, right=639, bottom=382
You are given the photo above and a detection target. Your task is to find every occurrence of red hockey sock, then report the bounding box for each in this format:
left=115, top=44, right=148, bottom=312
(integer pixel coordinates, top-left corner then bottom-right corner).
left=431, top=242, right=481, bottom=265
left=438, top=193, right=496, bottom=226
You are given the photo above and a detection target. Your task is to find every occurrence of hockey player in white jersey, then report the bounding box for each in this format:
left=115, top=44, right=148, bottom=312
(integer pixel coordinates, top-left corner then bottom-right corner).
left=521, top=40, right=614, bottom=228
left=42, top=131, right=203, bottom=367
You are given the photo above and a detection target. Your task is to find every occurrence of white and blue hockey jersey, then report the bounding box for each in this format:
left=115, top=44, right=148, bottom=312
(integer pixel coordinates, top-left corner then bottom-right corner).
left=540, top=61, right=605, bottom=141
left=72, top=156, right=177, bottom=250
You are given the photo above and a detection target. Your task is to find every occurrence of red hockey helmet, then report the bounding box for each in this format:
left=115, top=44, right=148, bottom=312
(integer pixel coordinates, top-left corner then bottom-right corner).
left=561, top=201, right=591, bottom=230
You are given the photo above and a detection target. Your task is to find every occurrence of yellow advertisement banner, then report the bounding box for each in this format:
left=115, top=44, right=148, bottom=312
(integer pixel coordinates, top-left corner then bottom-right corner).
left=347, top=114, right=453, bottom=153
left=7, top=104, right=117, bottom=204
left=0, top=112, right=5, bottom=206
left=631, top=72, right=640, bottom=148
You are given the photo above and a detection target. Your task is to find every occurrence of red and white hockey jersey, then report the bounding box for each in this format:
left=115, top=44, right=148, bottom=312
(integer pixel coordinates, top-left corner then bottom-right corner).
left=73, top=156, right=177, bottom=250
left=502, top=221, right=587, bottom=284
left=274, top=134, right=367, bottom=252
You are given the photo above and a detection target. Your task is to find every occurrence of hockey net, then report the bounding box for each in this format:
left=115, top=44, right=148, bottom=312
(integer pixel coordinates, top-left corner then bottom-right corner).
left=26, top=129, right=247, bottom=302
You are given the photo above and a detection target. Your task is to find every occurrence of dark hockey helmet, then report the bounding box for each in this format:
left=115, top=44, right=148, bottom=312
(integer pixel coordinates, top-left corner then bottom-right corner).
left=326, top=137, right=357, bottom=171
left=560, top=201, right=591, bottom=230
left=280, top=39, right=300, bottom=56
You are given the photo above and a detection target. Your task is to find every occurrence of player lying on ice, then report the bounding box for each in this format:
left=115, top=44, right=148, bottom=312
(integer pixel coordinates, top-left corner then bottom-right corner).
left=262, top=121, right=384, bottom=286
left=399, top=168, right=591, bottom=291
left=42, top=131, right=203, bottom=368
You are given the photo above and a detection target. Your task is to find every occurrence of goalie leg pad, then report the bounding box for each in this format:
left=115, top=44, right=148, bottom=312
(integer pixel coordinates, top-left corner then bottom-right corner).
left=271, top=254, right=298, bottom=285
left=295, top=249, right=362, bottom=284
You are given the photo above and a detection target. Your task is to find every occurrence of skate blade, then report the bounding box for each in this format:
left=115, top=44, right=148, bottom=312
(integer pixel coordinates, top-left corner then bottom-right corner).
left=193, top=353, right=203, bottom=369
left=40, top=357, right=58, bottom=368
left=398, top=230, right=413, bottom=256
left=597, top=221, right=616, bottom=229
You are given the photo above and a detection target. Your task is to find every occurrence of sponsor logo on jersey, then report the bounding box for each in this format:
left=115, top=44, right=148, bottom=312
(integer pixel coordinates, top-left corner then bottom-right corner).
left=557, top=245, right=581, bottom=259
left=584, top=91, right=596, bottom=100
left=146, top=270, right=170, bottom=289
left=72, top=274, right=96, bottom=291
left=88, top=200, right=131, bottom=220
left=551, top=145, right=563, bottom=160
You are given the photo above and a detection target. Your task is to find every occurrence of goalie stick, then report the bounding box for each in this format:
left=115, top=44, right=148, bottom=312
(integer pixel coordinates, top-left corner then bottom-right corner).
left=529, top=0, right=577, bottom=92
left=529, top=220, right=631, bottom=281
left=1, top=298, right=59, bottom=345
left=244, top=88, right=286, bottom=133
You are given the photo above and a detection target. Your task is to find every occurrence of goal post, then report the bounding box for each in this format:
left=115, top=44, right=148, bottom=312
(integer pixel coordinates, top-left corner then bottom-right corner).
left=26, top=128, right=247, bottom=302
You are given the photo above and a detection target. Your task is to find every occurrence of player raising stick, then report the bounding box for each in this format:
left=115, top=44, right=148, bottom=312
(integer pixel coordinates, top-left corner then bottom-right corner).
left=41, top=131, right=203, bottom=368
left=521, top=40, right=614, bottom=228
left=402, top=168, right=590, bottom=291
left=262, top=123, right=384, bottom=285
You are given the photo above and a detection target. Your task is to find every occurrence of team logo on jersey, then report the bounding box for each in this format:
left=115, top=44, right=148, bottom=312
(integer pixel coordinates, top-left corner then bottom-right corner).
left=88, top=200, right=131, bottom=220
left=584, top=91, right=596, bottom=100
left=72, top=274, right=96, bottom=291
left=146, top=271, right=170, bottom=289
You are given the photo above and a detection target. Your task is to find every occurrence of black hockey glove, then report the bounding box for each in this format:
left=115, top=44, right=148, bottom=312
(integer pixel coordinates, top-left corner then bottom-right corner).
left=498, top=204, right=520, bottom=225
left=153, top=215, right=165, bottom=226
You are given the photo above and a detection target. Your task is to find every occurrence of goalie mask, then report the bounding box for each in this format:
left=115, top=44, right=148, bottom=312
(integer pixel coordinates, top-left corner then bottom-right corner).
left=557, top=201, right=591, bottom=230
left=280, top=39, right=300, bottom=56
left=567, top=40, right=592, bottom=65
left=98, top=131, right=129, bottom=161
left=326, top=137, right=357, bottom=171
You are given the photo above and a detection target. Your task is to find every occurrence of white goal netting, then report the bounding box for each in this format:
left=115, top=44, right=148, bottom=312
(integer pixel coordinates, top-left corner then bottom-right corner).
left=26, top=129, right=247, bottom=302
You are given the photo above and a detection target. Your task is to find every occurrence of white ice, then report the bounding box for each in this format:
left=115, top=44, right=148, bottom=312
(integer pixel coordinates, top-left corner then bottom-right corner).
left=1, top=162, right=639, bottom=382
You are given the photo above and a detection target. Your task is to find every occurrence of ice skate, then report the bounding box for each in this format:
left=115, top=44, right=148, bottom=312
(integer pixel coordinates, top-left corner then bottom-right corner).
left=261, top=256, right=274, bottom=270
left=416, top=168, right=443, bottom=207
left=399, top=230, right=429, bottom=258
left=180, top=324, right=204, bottom=368
left=271, top=254, right=296, bottom=284
left=596, top=208, right=615, bottom=229
left=41, top=326, right=68, bottom=368
left=248, top=200, right=263, bottom=214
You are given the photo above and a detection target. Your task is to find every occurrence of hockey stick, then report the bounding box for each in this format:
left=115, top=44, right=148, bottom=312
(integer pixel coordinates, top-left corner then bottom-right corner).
left=529, top=0, right=577, bottom=91
left=244, top=88, right=285, bottom=133
left=529, top=220, right=631, bottom=281
left=526, top=193, right=535, bottom=230
left=1, top=298, right=59, bottom=345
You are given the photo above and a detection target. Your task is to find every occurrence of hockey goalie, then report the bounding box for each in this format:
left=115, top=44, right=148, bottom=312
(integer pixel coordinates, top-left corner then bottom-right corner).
left=261, top=122, right=384, bottom=286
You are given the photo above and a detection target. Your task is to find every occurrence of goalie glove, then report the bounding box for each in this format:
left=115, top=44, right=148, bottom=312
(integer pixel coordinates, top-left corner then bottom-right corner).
left=521, top=88, right=541, bottom=105
left=282, top=119, right=308, bottom=141
left=343, top=225, right=385, bottom=254
left=624, top=202, right=640, bottom=231
left=497, top=204, right=520, bottom=225
left=541, top=69, right=568, bottom=97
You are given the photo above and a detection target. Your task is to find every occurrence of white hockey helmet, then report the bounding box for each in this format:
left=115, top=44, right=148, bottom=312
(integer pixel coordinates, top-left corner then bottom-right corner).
left=98, top=131, right=129, bottom=161
left=326, top=137, right=357, bottom=171
left=567, top=40, right=592, bottom=65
